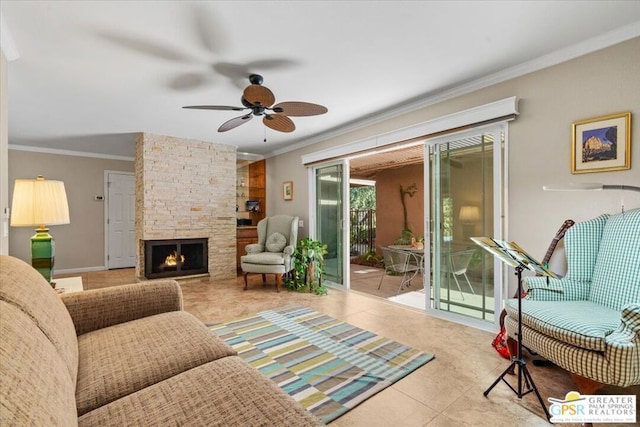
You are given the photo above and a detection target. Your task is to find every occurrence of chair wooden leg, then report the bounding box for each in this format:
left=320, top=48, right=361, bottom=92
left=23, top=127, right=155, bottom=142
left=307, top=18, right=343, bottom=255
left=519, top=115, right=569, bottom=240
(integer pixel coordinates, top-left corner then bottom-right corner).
left=243, top=272, right=249, bottom=291
left=261, top=274, right=266, bottom=285
left=275, top=274, right=282, bottom=292
left=570, top=373, right=604, bottom=395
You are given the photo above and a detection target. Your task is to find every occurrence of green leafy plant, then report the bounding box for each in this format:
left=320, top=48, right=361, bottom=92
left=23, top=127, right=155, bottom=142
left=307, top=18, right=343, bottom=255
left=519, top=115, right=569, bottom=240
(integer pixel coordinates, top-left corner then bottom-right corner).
left=284, top=237, right=328, bottom=295
left=394, top=229, right=414, bottom=245
left=352, top=250, right=384, bottom=268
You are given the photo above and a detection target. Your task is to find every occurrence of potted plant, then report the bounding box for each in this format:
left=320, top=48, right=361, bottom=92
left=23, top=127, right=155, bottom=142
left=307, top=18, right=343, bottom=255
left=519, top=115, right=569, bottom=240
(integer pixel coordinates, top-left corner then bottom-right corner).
left=284, top=237, right=328, bottom=295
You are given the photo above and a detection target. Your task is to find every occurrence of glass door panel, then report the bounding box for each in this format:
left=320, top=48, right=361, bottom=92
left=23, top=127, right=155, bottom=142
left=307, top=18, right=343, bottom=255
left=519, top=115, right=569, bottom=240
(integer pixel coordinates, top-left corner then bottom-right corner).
left=315, top=163, right=344, bottom=286
left=428, top=126, right=504, bottom=325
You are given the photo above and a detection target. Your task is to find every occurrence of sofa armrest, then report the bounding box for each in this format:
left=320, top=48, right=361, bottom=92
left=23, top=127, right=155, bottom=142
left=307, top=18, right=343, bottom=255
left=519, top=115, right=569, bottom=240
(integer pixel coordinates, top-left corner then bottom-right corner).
left=60, top=280, right=183, bottom=336
left=245, top=243, right=264, bottom=254
left=524, top=276, right=590, bottom=301
left=283, top=245, right=295, bottom=256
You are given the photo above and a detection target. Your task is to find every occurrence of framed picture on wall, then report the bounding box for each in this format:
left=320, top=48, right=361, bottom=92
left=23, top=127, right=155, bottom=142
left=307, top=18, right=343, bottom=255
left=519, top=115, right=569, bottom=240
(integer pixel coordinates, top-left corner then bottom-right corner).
left=283, top=181, right=293, bottom=201
left=571, top=112, right=631, bottom=174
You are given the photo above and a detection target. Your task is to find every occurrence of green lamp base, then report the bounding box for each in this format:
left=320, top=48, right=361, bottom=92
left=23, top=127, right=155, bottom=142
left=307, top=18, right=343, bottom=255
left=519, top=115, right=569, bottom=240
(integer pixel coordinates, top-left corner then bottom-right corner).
left=31, top=227, right=55, bottom=284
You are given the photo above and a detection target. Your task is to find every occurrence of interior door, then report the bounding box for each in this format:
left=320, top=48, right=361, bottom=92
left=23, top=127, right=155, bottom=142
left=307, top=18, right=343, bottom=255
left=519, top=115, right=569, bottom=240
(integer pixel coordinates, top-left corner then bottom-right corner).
left=313, top=162, right=347, bottom=288
left=426, top=124, right=505, bottom=328
left=106, top=171, right=136, bottom=269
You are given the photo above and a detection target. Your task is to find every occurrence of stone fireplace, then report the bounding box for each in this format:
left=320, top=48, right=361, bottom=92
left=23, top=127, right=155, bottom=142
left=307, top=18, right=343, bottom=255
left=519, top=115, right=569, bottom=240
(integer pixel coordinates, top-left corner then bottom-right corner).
left=135, top=133, right=236, bottom=280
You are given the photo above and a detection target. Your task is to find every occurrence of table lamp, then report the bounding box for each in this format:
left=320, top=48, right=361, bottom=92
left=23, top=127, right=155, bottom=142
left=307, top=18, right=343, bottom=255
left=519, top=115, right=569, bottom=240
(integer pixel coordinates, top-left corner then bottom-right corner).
left=10, top=175, right=70, bottom=283
left=459, top=205, right=480, bottom=240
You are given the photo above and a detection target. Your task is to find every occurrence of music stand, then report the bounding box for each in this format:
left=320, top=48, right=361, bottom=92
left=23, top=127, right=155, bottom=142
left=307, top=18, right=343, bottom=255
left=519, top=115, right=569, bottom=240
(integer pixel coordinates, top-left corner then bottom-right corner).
left=471, top=237, right=553, bottom=422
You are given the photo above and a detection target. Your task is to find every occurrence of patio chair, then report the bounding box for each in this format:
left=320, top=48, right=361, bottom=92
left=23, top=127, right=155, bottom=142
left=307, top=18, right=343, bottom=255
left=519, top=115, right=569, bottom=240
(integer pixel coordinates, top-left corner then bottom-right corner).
left=441, top=249, right=476, bottom=300
left=378, top=246, right=421, bottom=295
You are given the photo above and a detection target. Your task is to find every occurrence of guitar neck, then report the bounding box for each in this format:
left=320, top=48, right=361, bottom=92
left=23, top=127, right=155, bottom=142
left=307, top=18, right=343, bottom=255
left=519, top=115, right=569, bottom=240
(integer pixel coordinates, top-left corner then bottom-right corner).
left=541, top=220, right=575, bottom=265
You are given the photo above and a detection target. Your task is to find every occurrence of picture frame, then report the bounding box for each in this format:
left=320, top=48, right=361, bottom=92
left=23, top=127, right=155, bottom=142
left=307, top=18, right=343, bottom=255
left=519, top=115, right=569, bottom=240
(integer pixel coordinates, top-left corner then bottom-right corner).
left=283, top=181, right=293, bottom=201
left=245, top=200, right=260, bottom=212
left=571, top=112, right=631, bottom=174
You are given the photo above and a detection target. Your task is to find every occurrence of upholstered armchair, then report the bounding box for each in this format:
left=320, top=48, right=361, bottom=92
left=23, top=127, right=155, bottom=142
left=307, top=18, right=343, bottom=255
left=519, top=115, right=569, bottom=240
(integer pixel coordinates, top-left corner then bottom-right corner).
left=241, top=215, right=299, bottom=292
left=504, top=208, right=640, bottom=394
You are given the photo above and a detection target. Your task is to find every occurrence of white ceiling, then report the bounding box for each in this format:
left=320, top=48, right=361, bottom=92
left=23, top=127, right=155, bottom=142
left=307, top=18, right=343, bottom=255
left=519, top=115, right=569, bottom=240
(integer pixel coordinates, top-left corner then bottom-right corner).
left=2, top=1, right=640, bottom=159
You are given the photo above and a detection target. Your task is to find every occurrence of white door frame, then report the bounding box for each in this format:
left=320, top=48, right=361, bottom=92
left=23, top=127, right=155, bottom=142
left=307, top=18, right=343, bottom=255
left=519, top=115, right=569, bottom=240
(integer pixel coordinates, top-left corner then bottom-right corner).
left=307, top=159, right=350, bottom=290
left=423, top=123, right=508, bottom=332
left=104, top=170, right=135, bottom=269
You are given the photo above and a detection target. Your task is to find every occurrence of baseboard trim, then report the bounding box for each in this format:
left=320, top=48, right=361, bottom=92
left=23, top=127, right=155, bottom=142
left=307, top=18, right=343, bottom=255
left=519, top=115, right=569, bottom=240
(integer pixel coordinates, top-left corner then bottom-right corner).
left=56, top=266, right=107, bottom=274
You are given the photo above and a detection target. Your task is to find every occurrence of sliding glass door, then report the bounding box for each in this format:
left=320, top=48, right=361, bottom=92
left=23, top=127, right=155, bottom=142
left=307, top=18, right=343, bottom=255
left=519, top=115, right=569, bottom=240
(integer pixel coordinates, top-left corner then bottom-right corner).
left=313, top=162, right=347, bottom=288
left=426, top=124, right=506, bottom=327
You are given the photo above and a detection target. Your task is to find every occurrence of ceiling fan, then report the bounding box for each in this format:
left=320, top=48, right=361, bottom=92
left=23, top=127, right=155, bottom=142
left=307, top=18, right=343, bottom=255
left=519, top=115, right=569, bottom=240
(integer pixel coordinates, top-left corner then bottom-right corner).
left=183, top=74, right=328, bottom=133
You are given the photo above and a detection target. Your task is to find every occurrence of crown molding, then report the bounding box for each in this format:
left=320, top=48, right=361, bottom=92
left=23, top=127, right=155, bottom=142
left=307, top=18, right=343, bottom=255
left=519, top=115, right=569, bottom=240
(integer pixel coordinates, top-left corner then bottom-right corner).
left=8, top=144, right=134, bottom=161
left=269, top=21, right=640, bottom=160
left=0, top=12, right=20, bottom=61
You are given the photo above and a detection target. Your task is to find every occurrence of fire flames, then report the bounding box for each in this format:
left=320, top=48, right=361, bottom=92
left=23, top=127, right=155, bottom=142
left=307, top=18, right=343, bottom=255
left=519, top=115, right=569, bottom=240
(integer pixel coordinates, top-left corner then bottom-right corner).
left=164, top=251, right=185, bottom=267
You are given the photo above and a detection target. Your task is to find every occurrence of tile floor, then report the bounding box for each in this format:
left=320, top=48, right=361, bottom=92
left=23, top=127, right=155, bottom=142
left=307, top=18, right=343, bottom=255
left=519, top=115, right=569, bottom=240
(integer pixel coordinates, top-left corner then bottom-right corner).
left=57, top=269, right=638, bottom=427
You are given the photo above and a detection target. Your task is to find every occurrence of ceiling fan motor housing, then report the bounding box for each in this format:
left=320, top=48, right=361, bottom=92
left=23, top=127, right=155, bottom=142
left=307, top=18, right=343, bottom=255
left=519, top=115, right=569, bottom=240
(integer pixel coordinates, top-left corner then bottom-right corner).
left=248, top=74, right=264, bottom=85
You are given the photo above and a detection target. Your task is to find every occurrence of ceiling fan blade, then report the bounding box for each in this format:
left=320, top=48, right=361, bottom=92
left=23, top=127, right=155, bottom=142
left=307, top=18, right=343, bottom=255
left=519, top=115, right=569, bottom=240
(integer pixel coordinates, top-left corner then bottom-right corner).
left=183, top=105, right=246, bottom=111
left=263, top=115, right=295, bottom=133
left=243, top=85, right=276, bottom=107
left=272, top=101, right=328, bottom=116
left=218, top=114, right=253, bottom=132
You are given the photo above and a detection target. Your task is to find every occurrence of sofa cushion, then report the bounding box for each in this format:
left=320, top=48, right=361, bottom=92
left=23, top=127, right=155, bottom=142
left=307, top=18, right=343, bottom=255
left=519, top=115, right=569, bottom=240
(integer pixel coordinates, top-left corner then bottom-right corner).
left=563, top=213, right=608, bottom=283
left=0, top=255, right=78, bottom=384
left=266, top=232, right=287, bottom=252
left=505, top=299, right=620, bottom=351
left=0, top=302, right=78, bottom=427
left=589, top=208, right=640, bottom=311
left=76, top=311, right=236, bottom=415
left=242, top=252, right=286, bottom=265
left=78, top=356, right=323, bottom=427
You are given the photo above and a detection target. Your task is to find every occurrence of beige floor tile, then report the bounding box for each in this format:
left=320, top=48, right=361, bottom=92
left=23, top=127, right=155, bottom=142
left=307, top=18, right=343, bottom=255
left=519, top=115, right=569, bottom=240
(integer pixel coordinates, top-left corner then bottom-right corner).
left=65, top=268, right=640, bottom=427
left=330, top=387, right=438, bottom=427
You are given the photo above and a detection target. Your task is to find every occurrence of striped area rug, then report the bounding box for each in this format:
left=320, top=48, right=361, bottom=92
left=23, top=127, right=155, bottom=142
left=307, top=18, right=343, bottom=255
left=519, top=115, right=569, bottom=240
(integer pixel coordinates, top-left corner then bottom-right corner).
left=209, top=305, right=434, bottom=423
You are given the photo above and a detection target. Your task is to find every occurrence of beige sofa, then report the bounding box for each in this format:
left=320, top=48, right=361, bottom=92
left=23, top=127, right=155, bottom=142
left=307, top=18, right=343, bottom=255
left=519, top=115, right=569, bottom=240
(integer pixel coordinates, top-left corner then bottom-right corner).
left=0, top=255, right=323, bottom=426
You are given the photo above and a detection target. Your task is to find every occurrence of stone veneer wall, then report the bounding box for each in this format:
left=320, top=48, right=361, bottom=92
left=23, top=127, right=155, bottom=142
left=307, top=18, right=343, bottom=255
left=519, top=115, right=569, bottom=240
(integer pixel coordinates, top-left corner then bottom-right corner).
left=135, top=133, right=236, bottom=280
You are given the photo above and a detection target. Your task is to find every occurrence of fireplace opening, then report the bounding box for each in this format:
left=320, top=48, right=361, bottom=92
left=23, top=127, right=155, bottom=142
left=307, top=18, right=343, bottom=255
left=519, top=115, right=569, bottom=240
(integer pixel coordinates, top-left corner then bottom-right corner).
left=144, top=238, right=208, bottom=279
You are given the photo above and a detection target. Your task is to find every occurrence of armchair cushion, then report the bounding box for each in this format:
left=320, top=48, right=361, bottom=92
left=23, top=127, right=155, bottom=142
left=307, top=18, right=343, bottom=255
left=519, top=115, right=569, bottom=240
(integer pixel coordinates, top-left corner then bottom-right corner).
left=266, top=232, right=287, bottom=252
left=242, top=252, right=288, bottom=265
left=505, top=299, right=620, bottom=351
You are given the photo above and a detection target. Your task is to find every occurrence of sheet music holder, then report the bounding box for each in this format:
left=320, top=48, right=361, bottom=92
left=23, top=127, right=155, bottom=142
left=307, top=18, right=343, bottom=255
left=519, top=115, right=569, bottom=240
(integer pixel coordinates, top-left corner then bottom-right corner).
left=470, top=237, right=557, bottom=278
left=472, top=236, right=553, bottom=422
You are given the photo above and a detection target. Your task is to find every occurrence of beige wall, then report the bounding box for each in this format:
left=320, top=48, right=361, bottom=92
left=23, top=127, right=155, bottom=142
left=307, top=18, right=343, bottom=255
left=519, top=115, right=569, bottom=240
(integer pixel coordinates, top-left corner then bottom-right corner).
left=267, top=38, right=640, bottom=285
left=375, top=165, right=424, bottom=248
left=8, top=150, right=134, bottom=271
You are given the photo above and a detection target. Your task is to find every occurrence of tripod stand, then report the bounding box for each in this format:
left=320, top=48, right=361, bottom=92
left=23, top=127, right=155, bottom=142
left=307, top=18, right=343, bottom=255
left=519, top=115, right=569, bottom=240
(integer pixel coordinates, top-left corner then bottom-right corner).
left=483, top=266, right=551, bottom=421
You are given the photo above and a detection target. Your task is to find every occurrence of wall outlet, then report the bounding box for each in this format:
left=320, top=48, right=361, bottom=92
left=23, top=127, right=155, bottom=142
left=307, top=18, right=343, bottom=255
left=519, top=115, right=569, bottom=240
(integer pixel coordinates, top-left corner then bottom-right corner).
left=299, top=220, right=304, bottom=228
left=94, top=195, right=104, bottom=201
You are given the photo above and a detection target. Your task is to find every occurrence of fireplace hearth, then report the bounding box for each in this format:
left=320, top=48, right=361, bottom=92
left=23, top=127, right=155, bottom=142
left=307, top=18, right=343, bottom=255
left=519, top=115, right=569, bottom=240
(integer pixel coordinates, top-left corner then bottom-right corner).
left=144, top=238, right=208, bottom=279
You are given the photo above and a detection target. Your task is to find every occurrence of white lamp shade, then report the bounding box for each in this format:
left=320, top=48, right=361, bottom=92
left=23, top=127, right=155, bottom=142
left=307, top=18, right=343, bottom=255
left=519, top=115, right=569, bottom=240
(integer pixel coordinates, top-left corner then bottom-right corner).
left=10, top=176, right=70, bottom=227
left=459, top=206, right=480, bottom=223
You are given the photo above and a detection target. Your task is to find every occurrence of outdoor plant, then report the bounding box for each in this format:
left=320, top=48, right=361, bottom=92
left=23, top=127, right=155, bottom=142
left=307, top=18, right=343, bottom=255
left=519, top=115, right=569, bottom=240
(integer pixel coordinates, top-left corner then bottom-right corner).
left=354, top=250, right=384, bottom=268
left=284, top=237, right=328, bottom=295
